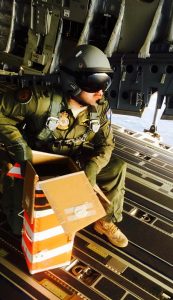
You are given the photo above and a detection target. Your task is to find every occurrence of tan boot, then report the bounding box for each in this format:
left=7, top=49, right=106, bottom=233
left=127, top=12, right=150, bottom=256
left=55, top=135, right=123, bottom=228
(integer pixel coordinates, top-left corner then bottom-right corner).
left=94, top=220, right=128, bottom=248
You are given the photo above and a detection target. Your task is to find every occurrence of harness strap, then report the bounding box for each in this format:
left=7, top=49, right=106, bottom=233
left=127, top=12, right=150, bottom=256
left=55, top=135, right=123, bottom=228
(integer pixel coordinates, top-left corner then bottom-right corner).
left=53, top=130, right=91, bottom=147
left=89, top=105, right=100, bottom=133
left=37, top=91, right=62, bottom=141
left=37, top=95, right=101, bottom=146
left=53, top=105, right=100, bottom=147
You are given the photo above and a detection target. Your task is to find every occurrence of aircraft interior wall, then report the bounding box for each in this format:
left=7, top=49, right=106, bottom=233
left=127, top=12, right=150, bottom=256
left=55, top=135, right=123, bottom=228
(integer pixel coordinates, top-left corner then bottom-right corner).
left=0, top=0, right=173, bottom=121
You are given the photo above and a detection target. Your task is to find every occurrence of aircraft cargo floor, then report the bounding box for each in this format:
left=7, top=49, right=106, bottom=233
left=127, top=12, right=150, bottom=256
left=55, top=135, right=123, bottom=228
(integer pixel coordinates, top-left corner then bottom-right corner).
left=0, top=125, right=173, bottom=300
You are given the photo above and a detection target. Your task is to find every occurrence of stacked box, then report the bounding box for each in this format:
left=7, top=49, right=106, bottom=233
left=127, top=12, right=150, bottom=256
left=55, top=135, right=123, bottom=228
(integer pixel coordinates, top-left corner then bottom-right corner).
left=22, top=151, right=106, bottom=274
left=22, top=186, right=73, bottom=274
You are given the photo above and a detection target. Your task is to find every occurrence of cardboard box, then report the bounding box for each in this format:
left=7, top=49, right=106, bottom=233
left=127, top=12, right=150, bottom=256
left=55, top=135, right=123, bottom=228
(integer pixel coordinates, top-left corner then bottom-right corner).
left=22, top=150, right=107, bottom=274
left=22, top=209, right=73, bottom=274
left=23, top=150, right=107, bottom=233
left=22, top=234, right=73, bottom=274
left=22, top=181, right=73, bottom=274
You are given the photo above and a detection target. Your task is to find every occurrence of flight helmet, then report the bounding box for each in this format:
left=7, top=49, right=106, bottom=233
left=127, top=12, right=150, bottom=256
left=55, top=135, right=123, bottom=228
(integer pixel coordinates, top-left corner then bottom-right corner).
left=60, top=44, right=113, bottom=96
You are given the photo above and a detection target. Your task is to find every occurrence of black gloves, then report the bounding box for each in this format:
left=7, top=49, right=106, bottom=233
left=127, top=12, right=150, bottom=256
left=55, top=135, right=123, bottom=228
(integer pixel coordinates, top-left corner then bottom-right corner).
left=6, top=139, right=32, bottom=177
left=6, top=139, right=32, bottom=163
left=84, top=161, right=98, bottom=186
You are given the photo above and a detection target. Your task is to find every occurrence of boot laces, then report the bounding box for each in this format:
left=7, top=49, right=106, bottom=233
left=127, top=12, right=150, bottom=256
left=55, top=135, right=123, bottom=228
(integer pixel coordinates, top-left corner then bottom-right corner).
left=103, top=222, right=118, bottom=236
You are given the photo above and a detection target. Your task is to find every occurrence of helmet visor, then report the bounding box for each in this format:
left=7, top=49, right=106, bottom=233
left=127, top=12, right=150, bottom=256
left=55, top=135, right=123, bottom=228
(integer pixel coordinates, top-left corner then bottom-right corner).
left=76, top=73, right=112, bottom=93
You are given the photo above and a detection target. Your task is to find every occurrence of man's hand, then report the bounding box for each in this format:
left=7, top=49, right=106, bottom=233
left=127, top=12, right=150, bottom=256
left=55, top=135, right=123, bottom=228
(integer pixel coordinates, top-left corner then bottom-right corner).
left=84, top=161, right=98, bottom=186
left=6, top=139, right=32, bottom=163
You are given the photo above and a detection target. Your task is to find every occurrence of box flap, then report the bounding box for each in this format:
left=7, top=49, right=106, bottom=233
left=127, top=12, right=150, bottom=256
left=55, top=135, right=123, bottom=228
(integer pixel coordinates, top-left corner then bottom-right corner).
left=23, top=162, right=39, bottom=222
left=94, top=184, right=110, bottom=209
left=31, top=150, right=68, bottom=164
left=23, top=151, right=79, bottom=223
left=39, top=171, right=106, bottom=234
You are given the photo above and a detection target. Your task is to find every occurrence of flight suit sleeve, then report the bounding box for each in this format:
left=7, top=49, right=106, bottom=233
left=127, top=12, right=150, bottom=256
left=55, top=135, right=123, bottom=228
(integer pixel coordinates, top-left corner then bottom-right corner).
left=89, top=100, right=115, bottom=174
left=0, top=90, right=35, bottom=162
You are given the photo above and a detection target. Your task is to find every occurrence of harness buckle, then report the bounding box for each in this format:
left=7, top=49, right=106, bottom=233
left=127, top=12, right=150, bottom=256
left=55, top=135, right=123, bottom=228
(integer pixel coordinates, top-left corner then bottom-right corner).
left=46, top=117, right=59, bottom=131
left=90, top=119, right=100, bottom=133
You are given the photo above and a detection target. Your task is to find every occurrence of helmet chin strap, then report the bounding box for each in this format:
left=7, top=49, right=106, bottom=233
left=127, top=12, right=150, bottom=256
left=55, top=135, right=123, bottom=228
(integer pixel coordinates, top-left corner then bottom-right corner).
left=71, top=95, right=89, bottom=107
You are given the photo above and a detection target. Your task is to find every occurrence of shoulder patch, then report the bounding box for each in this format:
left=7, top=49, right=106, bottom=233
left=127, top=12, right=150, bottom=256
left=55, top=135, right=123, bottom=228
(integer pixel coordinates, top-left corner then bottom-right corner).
left=16, top=87, right=32, bottom=104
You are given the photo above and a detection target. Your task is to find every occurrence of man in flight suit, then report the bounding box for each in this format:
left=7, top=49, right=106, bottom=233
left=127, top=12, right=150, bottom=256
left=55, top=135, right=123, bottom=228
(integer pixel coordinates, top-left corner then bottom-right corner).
left=0, top=44, right=128, bottom=247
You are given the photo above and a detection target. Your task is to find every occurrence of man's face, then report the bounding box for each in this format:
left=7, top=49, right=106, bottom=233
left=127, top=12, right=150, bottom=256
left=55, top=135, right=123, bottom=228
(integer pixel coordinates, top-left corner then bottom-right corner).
left=78, top=90, right=104, bottom=106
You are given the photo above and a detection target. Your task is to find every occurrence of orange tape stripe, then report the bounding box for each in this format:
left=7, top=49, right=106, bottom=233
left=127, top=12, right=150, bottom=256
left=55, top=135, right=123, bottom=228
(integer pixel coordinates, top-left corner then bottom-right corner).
left=34, top=194, right=46, bottom=198
left=23, top=252, right=71, bottom=274
left=24, top=210, right=61, bottom=232
left=22, top=231, right=68, bottom=254
left=23, top=249, right=72, bottom=273
left=34, top=204, right=50, bottom=208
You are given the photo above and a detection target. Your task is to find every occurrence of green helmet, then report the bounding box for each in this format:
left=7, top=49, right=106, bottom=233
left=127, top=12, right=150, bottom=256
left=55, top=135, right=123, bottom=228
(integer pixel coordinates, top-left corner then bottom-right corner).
left=60, top=44, right=113, bottom=96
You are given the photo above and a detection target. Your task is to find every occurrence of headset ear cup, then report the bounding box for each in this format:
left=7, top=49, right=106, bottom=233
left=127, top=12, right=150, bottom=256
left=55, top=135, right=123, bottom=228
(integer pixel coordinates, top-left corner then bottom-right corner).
left=60, top=71, right=81, bottom=96
left=68, top=81, right=82, bottom=96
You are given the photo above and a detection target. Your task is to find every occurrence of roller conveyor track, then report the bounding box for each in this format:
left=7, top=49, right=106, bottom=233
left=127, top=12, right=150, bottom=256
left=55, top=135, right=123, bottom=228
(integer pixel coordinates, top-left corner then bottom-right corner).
left=0, top=125, right=173, bottom=300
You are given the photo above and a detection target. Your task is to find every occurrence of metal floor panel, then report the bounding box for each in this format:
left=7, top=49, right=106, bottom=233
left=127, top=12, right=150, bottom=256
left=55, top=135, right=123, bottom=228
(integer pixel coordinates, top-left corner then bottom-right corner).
left=0, top=127, right=173, bottom=299
left=113, top=127, right=173, bottom=180
left=79, top=225, right=173, bottom=291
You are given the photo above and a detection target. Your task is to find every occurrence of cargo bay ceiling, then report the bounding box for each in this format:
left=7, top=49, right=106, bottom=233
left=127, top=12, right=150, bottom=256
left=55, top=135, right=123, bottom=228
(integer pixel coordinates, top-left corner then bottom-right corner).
left=0, top=0, right=173, bottom=119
